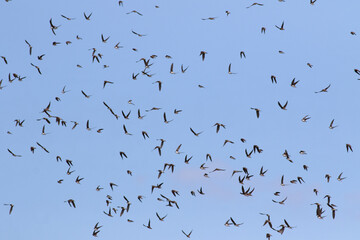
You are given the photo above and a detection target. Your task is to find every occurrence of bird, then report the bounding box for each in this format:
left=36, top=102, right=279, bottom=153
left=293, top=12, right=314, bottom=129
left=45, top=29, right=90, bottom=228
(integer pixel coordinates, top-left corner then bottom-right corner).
left=101, top=34, right=110, bottom=43
left=329, top=119, right=338, bottom=129
left=275, top=21, right=285, bottom=30
left=315, top=84, right=331, bottom=93
left=228, top=63, right=236, bottom=74
left=278, top=101, right=288, bottom=110
left=190, top=127, right=203, bottom=136
left=49, top=18, right=61, bottom=35
left=200, top=51, right=207, bottom=61
left=84, top=12, right=92, bottom=20
left=290, top=78, right=299, bottom=87
left=4, top=204, right=14, bottom=215
left=182, top=230, right=193, bottom=238
left=251, top=108, right=261, bottom=118
left=346, top=144, right=353, bottom=152
left=247, top=3, right=264, bottom=8
left=25, top=40, right=32, bottom=55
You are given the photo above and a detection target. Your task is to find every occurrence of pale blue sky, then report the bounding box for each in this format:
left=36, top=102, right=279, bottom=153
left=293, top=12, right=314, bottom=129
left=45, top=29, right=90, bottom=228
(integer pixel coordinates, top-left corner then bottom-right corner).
left=1, top=0, right=360, bottom=239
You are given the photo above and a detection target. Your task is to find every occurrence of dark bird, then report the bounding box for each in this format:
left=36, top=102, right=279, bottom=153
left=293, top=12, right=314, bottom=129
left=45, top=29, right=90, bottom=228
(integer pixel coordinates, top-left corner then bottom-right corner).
left=143, top=219, right=152, bottom=229
left=200, top=51, right=207, bottom=61
left=271, top=75, right=277, bottom=84
left=84, top=12, right=92, bottom=20
left=275, top=21, right=285, bottom=30
left=7, top=149, right=21, bottom=157
left=30, top=63, right=42, bottom=74
left=190, top=127, right=203, bottom=136
left=49, top=18, right=61, bottom=35
left=81, top=90, right=91, bottom=98
left=247, top=3, right=264, bottom=8
left=182, top=230, right=193, bottom=238
left=346, top=144, right=353, bottom=152
left=4, top=204, right=14, bottom=215
left=25, top=40, right=32, bottom=55
left=278, top=101, right=288, bottom=110
left=291, top=78, right=299, bottom=87
left=101, top=34, right=110, bottom=43
left=251, top=108, right=260, bottom=118
left=315, top=84, right=331, bottom=93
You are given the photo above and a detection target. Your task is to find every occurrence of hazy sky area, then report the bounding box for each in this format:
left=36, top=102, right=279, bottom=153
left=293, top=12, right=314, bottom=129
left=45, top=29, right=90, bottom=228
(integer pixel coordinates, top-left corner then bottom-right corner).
left=1, top=0, right=360, bottom=239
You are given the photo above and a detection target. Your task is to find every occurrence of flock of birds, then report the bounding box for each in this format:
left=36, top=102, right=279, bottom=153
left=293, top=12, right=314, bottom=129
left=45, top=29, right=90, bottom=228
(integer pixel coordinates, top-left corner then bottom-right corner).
left=1, top=0, right=359, bottom=239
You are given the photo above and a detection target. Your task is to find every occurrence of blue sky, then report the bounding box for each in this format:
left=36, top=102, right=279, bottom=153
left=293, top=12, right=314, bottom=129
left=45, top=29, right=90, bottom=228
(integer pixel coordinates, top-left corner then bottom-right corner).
left=1, top=0, right=360, bottom=239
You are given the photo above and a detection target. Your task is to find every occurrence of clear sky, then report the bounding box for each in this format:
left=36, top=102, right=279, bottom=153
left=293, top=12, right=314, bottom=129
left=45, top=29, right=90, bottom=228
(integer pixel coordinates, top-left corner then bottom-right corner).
left=1, top=0, right=359, bottom=239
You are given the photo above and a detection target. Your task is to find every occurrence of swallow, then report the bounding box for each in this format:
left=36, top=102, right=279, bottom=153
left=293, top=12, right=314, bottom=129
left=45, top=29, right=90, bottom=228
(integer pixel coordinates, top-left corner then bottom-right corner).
left=247, top=2, right=264, bottom=8
left=251, top=108, right=260, bottom=118
left=61, top=14, right=75, bottom=20
left=223, top=139, right=234, bottom=146
left=86, top=120, right=94, bottom=131
left=119, top=151, right=127, bottom=159
left=153, top=81, right=162, bottom=91
left=156, top=212, right=167, bottom=221
left=310, top=0, right=317, bottom=5
left=175, top=144, right=182, bottom=154
left=101, top=34, right=110, bottom=43
left=228, top=63, right=236, bottom=74
left=25, top=40, right=32, bottom=55
left=109, top=182, right=118, bottom=191
left=337, top=172, right=346, bottom=181
left=122, top=110, right=131, bottom=120
left=0, top=79, right=5, bottom=90
left=181, top=64, right=189, bottom=73
left=259, top=166, right=268, bottom=176
left=190, top=127, right=203, bottom=136
left=163, top=112, right=173, bottom=123
left=290, top=78, right=299, bottom=87
left=329, top=119, right=337, bottom=129
left=132, top=73, right=139, bottom=80
left=271, top=75, right=277, bottom=84
left=275, top=21, right=285, bottom=30
left=355, top=69, right=360, bottom=75
left=4, top=204, right=14, bottom=215
left=36, top=142, right=49, bottom=153
left=96, top=185, right=103, bottom=191
left=240, top=51, right=246, bottom=58
left=126, top=10, right=143, bottom=16
left=272, top=197, right=287, bottom=205
left=121, top=124, right=132, bottom=135
left=301, top=115, right=311, bottom=122
left=202, top=17, right=217, bottom=20
left=169, top=63, right=176, bottom=74
left=131, top=30, right=146, bottom=37
left=245, top=149, right=253, bottom=158
left=213, top=123, right=225, bottom=133
left=346, top=144, right=353, bottom=152
left=30, top=63, right=42, bottom=74
left=7, top=149, right=21, bottom=157
left=1, top=56, right=8, bottom=64
left=49, top=18, right=61, bottom=35
left=315, top=84, right=331, bottom=93
left=225, top=10, right=230, bottom=16
left=230, top=217, right=243, bottom=226
left=75, top=176, right=84, bottom=184
left=182, top=230, right=193, bottom=238
left=278, top=101, right=288, bottom=110
left=174, top=109, right=182, bottom=114
left=71, top=121, right=79, bottom=129
left=199, top=51, right=207, bottom=61
left=261, top=27, right=266, bottom=34
left=84, top=12, right=92, bottom=20
left=307, top=63, right=313, bottom=68
left=66, top=199, right=76, bottom=208
left=103, top=80, right=113, bottom=89
left=137, top=109, right=146, bottom=119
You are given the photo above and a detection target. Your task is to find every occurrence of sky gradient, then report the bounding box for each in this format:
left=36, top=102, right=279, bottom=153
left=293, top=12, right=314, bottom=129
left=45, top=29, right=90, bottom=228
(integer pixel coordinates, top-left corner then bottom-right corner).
left=1, top=0, right=360, bottom=239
